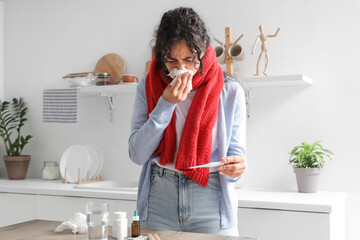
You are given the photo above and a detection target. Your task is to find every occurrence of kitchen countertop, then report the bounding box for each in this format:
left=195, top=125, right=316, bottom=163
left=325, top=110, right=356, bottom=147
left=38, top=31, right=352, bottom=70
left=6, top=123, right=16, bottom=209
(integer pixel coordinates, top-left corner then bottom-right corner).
left=0, top=220, right=258, bottom=240
left=0, top=178, right=347, bottom=213
left=0, top=178, right=137, bottom=200
left=235, top=187, right=347, bottom=213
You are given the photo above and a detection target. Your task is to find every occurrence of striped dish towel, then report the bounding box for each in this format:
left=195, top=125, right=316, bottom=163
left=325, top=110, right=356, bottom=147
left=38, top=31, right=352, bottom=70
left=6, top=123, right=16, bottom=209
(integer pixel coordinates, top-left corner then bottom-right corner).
left=43, top=88, right=79, bottom=123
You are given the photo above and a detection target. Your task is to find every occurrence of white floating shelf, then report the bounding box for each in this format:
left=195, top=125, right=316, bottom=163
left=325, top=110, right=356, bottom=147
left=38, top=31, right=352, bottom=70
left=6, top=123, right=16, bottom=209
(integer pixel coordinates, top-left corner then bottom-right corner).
left=79, top=83, right=137, bottom=96
left=238, top=74, right=312, bottom=88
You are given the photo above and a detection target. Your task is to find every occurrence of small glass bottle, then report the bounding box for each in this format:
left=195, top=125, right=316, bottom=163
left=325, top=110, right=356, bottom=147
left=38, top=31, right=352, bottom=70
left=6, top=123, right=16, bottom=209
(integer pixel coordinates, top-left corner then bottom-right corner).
left=42, top=161, right=60, bottom=180
left=131, top=210, right=140, bottom=237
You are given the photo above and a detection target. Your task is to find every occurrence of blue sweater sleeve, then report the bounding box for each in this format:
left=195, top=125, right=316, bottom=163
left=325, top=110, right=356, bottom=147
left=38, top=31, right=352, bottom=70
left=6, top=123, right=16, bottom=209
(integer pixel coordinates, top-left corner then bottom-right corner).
left=128, top=76, right=176, bottom=165
left=222, top=79, right=247, bottom=183
left=227, top=83, right=246, bottom=158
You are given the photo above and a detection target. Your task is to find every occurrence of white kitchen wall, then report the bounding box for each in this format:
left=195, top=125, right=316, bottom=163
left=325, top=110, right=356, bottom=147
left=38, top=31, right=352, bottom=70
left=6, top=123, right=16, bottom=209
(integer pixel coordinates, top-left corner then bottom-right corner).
left=1, top=0, right=359, bottom=239
left=0, top=0, right=3, bottom=100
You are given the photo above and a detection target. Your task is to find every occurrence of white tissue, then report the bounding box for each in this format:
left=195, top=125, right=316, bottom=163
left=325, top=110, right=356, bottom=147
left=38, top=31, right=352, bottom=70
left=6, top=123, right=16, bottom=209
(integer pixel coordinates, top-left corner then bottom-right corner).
left=55, top=212, right=87, bottom=234
left=167, top=68, right=193, bottom=92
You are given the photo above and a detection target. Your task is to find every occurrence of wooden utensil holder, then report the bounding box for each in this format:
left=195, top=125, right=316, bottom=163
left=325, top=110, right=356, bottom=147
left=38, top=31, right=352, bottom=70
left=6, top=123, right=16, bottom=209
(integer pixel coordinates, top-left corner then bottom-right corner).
left=62, top=167, right=103, bottom=184
left=214, top=27, right=244, bottom=76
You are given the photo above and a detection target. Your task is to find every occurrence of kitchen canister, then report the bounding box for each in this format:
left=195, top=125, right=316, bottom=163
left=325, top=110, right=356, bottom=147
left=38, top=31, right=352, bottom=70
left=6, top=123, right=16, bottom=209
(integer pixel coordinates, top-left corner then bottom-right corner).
left=42, top=161, right=60, bottom=180
left=95, top=73, right=110, bottom=86
left=112, top=211, right=127, bottom=239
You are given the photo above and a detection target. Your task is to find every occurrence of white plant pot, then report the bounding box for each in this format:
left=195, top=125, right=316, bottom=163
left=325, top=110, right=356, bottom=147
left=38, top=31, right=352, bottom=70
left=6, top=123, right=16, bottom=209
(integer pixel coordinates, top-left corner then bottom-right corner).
left=293, top=167, right=320, bottom=193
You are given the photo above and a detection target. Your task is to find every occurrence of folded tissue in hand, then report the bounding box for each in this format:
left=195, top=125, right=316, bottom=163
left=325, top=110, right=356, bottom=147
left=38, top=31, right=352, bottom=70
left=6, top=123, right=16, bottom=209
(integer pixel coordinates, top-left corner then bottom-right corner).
left=167, top=68, right=193, bottom=92
left=55, top=212, right=87, bottom=234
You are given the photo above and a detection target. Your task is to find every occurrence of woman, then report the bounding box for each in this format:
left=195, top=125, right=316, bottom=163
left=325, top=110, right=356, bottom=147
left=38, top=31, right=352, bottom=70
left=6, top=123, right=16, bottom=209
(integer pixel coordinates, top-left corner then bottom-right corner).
left=128, top=7, right=246, bottom=236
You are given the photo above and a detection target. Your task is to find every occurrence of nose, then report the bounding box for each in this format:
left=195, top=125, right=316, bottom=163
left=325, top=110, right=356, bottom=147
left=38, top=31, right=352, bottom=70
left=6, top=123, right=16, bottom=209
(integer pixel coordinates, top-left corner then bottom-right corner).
left=177, top=61, right=186, bottom=70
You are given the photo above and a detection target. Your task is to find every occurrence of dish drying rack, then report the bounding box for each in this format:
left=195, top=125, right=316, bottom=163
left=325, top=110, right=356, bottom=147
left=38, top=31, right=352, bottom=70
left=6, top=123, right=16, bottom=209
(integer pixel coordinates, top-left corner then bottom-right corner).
left=63, top=167, right=103, bottom=184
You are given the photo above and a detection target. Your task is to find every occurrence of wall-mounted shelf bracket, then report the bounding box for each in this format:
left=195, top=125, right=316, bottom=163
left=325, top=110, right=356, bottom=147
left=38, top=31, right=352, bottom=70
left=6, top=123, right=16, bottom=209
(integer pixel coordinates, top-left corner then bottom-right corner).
left=99, top=93, right=115, bottom=122
left=243, top=86, right=251, bottom=119
left=79, top=84, right=137, bottom=122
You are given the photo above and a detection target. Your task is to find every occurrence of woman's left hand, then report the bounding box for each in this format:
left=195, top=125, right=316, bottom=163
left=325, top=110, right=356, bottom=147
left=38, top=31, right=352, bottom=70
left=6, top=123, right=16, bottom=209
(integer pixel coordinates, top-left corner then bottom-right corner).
left=217, top=156, right=246, bottom=178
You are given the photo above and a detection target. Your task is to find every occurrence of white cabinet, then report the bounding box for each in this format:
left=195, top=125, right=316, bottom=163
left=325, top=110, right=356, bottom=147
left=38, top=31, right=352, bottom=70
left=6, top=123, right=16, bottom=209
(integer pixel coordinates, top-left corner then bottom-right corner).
left=0, top=180, right=346, bottom=239
left=238, top=207, right=329, bottom=240
left=236, top=189, right=347, bottom=240
left=36, top=195, right=136, bottom=227
left=0, top=193, right=36, bottom=227
left=0, top=179, right=137, bottom=228
left=36, top=195, right=90, bottom=222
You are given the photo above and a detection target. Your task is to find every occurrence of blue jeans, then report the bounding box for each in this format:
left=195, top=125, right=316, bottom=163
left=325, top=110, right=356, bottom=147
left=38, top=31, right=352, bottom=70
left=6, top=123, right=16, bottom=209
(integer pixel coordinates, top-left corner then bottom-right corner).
left=141, top=163, right=239, bottom=236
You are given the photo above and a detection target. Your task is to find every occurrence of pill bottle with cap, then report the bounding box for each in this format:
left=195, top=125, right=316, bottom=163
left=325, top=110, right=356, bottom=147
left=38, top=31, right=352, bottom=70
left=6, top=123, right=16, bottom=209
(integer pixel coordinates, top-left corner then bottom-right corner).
left=112, top=211, right=127, bottom=239
left=131, top=210, right=140, bottom=237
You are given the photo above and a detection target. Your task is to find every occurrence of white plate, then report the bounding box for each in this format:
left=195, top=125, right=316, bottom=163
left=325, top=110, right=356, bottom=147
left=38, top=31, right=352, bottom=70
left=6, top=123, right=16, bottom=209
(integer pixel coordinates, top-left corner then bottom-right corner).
left=60, top=145, right=91, bottom=183
left=91, top=145, right=103, bottom=178
left=188, top=161, right=225, bottom=169
left=84, top=145, right=99, bottom=179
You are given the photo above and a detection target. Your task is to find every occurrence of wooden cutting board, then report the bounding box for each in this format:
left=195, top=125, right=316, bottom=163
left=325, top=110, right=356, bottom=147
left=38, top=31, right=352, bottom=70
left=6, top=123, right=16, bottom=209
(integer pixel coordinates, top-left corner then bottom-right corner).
left=93, top=53, right=125, bottom=85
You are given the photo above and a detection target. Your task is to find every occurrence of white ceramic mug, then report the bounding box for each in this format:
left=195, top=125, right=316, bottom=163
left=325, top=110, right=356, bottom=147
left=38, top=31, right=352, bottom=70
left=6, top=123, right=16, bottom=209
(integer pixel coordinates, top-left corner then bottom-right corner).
left=228, top=44, right=245, bottom=61
left=215, top=46, right=226, bottom=64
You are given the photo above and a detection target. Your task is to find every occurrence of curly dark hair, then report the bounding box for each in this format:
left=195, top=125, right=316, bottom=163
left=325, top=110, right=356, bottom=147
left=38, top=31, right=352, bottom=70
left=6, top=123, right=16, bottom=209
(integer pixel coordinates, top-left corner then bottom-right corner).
left=153, top=7, right=210, bottom=76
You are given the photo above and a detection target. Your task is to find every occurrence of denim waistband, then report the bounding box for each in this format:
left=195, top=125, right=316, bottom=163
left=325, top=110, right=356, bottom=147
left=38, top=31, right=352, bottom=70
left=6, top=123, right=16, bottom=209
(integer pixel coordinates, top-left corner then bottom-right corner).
left=151, top=162, right=219, bottom=177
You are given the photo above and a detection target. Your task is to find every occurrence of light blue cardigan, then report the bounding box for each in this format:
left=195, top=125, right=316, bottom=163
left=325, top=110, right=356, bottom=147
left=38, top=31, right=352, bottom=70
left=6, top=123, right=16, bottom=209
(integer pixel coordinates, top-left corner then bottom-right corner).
left=128, top=75, right=246, bottom=228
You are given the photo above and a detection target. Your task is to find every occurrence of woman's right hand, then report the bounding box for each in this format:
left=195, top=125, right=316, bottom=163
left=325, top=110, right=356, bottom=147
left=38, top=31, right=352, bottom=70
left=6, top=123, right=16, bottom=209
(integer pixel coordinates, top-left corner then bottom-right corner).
left=162, top=72, right=192, bottom=104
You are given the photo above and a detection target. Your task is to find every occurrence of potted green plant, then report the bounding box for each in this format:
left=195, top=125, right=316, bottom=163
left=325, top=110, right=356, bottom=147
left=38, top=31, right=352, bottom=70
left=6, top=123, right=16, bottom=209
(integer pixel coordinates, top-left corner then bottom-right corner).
left=0, top=98, right=33, bottom=180
left=289, top=140, right=334, bottom=193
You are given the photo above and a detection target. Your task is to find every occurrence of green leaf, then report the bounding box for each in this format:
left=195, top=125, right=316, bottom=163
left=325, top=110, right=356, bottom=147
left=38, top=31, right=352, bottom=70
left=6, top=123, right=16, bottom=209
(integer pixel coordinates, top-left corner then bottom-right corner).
left=0, top=97, right=32, bottom=156
left=289, top=140, right=334, bottom=168
left=26, top=135, right=33, bottom=141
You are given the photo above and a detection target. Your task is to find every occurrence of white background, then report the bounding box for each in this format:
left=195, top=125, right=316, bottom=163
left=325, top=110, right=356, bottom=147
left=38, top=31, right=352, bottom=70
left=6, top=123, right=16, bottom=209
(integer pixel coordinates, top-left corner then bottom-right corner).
left=0, top=0, right=359, bottom=239
left=0, top=0, right=3, bottom=100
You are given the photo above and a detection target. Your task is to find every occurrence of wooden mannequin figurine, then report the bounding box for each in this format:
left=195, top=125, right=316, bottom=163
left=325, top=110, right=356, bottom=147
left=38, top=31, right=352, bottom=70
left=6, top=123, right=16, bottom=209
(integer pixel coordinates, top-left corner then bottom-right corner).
left=251, top=25, right=280, bottom=76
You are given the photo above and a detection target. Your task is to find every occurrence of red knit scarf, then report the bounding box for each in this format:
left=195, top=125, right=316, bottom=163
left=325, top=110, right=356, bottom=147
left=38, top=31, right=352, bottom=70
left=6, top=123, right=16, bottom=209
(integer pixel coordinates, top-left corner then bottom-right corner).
left=145, top=45, right=224, bottom=187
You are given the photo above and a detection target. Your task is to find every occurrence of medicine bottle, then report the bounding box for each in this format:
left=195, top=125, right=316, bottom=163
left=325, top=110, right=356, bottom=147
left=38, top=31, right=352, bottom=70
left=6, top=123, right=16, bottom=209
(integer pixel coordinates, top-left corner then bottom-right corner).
left=131, top=210, right=140, bottom=237
left=112, top=211, right=127, bottom=239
